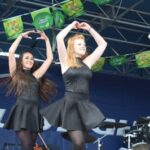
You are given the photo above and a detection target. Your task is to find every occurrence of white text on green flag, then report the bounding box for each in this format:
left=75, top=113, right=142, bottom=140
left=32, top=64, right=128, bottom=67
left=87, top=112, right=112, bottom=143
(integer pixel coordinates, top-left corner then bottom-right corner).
left=31, top=7, right=53, bottom=30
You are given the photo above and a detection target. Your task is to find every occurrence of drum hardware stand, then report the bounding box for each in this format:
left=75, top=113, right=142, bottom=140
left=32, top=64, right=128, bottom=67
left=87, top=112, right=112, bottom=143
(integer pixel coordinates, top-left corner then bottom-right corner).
left=38, top=133, right=49, bottom=150
left=93, top=134, right=107, bottom=150
left=124, top=134, right=136, bottom=150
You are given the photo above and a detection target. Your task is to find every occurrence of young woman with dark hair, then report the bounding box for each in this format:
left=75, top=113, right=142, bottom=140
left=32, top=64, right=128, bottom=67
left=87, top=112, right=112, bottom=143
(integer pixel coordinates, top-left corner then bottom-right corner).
left=4, top=30, right=56, bottom=150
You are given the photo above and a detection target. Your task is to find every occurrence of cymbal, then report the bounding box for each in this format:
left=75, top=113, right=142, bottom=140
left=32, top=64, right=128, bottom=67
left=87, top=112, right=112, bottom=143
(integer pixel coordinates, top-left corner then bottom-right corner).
left=100, top=122, right=127, bottom=128
left=136, top=117, right=150, bottom=125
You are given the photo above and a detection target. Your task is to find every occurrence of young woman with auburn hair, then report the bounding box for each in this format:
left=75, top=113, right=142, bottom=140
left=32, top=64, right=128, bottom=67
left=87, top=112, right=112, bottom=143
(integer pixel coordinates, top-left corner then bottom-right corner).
left=41, top=21, right=107, bottom=150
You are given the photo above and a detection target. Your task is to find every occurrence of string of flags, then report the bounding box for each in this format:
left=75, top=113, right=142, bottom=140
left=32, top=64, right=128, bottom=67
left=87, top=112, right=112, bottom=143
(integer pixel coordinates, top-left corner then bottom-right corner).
left=92, top=51, right=150, bottom=72
left=2, top=0, right=112, bottom=40
left=2, top=0, right=85, bottom=40
left=1, top=0, right=150, bottom=71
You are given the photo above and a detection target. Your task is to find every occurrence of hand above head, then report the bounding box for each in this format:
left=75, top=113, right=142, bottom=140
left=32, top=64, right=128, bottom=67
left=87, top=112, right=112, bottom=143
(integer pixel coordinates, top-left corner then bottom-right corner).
left=77, top=22, right=91, bottom=31
left=71, top=21, right=80, bottom=29
left=21, top=30, right=35, bottom=39
left=36, top=30, right=48, bottom=41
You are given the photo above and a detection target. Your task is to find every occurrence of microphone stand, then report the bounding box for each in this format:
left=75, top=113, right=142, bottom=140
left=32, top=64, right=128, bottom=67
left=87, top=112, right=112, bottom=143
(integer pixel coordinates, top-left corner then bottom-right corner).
left=93, top=134, right=107, bottom=150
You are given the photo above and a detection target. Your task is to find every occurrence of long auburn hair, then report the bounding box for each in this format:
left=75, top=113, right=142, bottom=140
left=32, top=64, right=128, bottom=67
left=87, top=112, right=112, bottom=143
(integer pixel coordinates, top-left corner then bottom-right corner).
left=66, top=34, right=88, bottom=68
left=7, top=50, right=56, bottom=101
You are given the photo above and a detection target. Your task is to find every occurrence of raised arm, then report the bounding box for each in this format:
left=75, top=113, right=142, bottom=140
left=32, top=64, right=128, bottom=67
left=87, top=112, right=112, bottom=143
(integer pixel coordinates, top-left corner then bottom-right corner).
left=80, top=22, right=107, bottom=69
left=56, top=21, right=79, bottom=66
left=8, top=31, right=34, bottom=76
left=33, top=31, right=53, bottom=79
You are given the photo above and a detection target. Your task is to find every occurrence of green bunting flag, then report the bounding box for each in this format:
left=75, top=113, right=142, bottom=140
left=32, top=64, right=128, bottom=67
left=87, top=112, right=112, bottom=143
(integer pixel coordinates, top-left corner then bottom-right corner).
left=109, top=55, right=127, bottom=67
left=92, top=57, right=105, bottom=72
left=3, top=16, right=23, bottom=40
left=136, top=51, right=150, bottom=68
left=53, top=9, right=65, bottom=28
left=91, top=0, right=112, bottom=5
left=31, top=7, right=53, bottom=30
left=61, top=0, right=84, bottom=17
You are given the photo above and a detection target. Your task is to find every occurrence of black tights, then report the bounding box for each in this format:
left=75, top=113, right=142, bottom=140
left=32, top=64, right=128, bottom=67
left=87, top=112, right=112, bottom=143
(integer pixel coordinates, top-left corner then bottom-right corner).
left=69, top=130, right=85, bottom=150
left=16, top=130, right=38, bottom=150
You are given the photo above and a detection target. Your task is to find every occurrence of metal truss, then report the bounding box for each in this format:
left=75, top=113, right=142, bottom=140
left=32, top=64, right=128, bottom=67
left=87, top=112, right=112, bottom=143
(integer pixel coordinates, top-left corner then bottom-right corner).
left=0, top=0, right=150, bottom=79
left=0, top=0, right=149, bottom=47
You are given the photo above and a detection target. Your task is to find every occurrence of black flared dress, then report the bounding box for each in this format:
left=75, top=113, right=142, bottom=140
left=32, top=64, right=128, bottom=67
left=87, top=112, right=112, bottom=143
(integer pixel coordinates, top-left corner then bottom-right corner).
left=41, top=59, right=105, bottom=132
left=4, top=70, right=44, bottom=132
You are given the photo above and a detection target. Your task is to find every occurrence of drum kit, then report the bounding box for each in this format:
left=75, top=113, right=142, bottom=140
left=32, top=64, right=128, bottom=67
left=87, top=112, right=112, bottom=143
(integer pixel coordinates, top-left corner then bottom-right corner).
left=90, top=117, right=150, bottom=150
left=62, top=121, right=128, bottom=150
left=63, top=117, right=150, bottom=150
left=97, top=121, right=129, bottom=150
left=86, top=121, right=128, bottom=150
left=123, top=117, right=150, bottom=150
